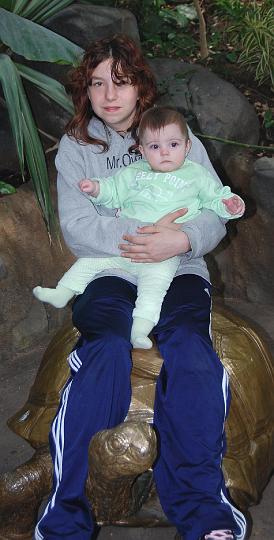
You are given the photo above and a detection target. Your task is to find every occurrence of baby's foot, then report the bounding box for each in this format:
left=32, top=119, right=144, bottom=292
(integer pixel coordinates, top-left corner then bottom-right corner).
left=131, top=336, right=153, bottom=349
left=33, top=286, right=72, bottom=308
left=131, top=317, right=154, bottom=349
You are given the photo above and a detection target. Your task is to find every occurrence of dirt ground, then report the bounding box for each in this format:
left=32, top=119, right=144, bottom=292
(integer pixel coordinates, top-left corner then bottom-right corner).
left=0, top=299, right=273, bottom=540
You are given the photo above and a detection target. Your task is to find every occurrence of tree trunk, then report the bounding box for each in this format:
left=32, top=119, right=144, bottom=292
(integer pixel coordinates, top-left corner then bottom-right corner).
left=193, top=0, right=209, bottom=59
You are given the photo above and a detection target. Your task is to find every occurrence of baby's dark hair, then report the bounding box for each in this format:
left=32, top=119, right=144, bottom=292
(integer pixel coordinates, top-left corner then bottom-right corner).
left=138, top=107, right=189, bottom=143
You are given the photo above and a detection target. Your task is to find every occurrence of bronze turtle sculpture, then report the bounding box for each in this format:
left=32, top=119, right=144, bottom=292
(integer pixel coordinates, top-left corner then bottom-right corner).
left=0, top=304, right=274, bottom=540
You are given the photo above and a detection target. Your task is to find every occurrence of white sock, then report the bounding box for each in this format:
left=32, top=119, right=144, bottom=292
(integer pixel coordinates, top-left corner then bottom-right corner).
left=33, top=285, right=75, bottom=308
left=131, top=317, right=154, bottom=349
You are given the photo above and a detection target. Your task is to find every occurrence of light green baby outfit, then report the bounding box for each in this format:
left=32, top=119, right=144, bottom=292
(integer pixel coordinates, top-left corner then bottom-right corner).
left=92, top=158, right=238, bottom=222
left=56, top=158, right=243, bottom=347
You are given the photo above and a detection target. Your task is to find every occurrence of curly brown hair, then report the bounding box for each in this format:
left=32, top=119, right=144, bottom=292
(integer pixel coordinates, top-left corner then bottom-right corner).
left=66, top=34, right=158, bottom=151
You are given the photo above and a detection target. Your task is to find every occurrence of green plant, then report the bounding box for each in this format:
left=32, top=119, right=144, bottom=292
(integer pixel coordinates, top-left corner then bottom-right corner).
left=140, top=1, right=198, bottom=58
left=213, top=1, right=274, bottom=86
left=263, top=109, right=274, bottom=130
left=212, top=0, right=245, bottom=21
left=0, top=1, right=83, bottom=235
left=83, top=1, right=200, bottom=58
left=0, top=180, right=16, bottom=195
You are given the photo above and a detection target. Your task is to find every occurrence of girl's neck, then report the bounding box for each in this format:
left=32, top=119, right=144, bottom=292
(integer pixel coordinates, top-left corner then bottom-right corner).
left=103, top=121, right=130, bottom=139
left=116, top=129, right=128, bottom=138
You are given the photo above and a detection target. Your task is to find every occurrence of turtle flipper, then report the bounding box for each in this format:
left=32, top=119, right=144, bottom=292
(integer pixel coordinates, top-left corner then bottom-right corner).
left=0, top=447, right=52, bottom=540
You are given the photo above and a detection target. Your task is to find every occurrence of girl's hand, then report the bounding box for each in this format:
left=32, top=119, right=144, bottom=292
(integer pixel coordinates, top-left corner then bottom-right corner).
left=155, top=208, right=188, bottom=230
left=119, top=208, right=190, bottom=263
left=223, top=196, right=245, bottom=216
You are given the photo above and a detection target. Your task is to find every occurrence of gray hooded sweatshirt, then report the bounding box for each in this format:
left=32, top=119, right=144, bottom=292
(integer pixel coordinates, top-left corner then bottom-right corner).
left=56, top=117, right=226, bottom=284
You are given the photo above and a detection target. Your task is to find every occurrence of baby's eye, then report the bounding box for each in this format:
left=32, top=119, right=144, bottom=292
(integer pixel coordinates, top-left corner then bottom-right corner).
left=150, top=144, right=159, bottom=150
left=171, top=142, right=178, bottom=148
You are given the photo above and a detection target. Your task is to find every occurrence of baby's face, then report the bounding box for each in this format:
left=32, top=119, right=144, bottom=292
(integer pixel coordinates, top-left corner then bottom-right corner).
left=139, top=123, right=191, bottom=173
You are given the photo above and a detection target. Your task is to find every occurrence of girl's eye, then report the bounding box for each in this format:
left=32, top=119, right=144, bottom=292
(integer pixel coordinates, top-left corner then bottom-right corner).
left=92, top=81, right=103, bottom=87
left=115, top=78, right=130, bottom=87
left=171, top=142, right=178, bottom=148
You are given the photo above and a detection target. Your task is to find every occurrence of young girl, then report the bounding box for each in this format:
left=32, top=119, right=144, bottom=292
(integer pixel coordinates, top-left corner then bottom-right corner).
left=35, top=35, right=246, bottom=540
left=34, top=107, right=244, bottom=350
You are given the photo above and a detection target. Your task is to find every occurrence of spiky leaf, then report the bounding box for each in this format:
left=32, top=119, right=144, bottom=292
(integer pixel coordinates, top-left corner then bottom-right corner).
left=0, top=54, right=55, bottom=232
left=13, top=0, right=74, bottom=24
left=16, top=63, right=74, bottom=114
left=0, top=7, right=83, bottom=65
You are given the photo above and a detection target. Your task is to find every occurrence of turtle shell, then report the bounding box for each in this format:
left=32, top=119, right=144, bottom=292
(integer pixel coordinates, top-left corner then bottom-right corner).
left=8, top=304, right=274, bottom=510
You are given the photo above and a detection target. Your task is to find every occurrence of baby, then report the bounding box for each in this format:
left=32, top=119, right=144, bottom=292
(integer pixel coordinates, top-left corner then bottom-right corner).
left=33, top=107, right=245, bottom=349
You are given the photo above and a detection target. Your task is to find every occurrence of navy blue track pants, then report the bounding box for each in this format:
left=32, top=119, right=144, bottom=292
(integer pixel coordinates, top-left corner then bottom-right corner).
left=35, top=275, right=246, bottom=540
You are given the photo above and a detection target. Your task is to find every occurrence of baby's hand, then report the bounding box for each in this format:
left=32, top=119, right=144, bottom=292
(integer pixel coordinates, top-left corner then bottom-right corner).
left=222, top=195, right=245, bottom=216
left=79, top=178, right=100, bottom=197
left=79, top=178, right=95, bottom=192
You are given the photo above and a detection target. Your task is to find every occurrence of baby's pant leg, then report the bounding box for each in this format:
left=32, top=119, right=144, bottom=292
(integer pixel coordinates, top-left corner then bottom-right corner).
left=34, top=258, right=130, bottom=309
left=132, top=257, right=180, bottom=324
left=130, top=257, right=180, bottom=349
left=58, top=257, right=129, bottom=294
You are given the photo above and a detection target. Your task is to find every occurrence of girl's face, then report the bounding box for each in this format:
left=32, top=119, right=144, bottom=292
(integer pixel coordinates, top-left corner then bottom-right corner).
left=88, top=59, right=139, bottom=132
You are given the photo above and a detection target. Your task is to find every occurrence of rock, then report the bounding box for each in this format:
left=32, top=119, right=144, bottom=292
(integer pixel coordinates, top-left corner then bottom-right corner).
left=253, top=156, right=274, bottom=178
left=0, top=169, right=74, bottom=360
left=0, top=255, right=8, bottom=280
left=150, top=58, right=259, bottom=177
left=43, top=4, right=140, bottom=51
left=12, top=302, right=49, bottom=352
left=210, top=157, right=274, bottom=305
left=251, top=157, right=274, bottom=215
left=220, top=150, right=254, bottom=194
